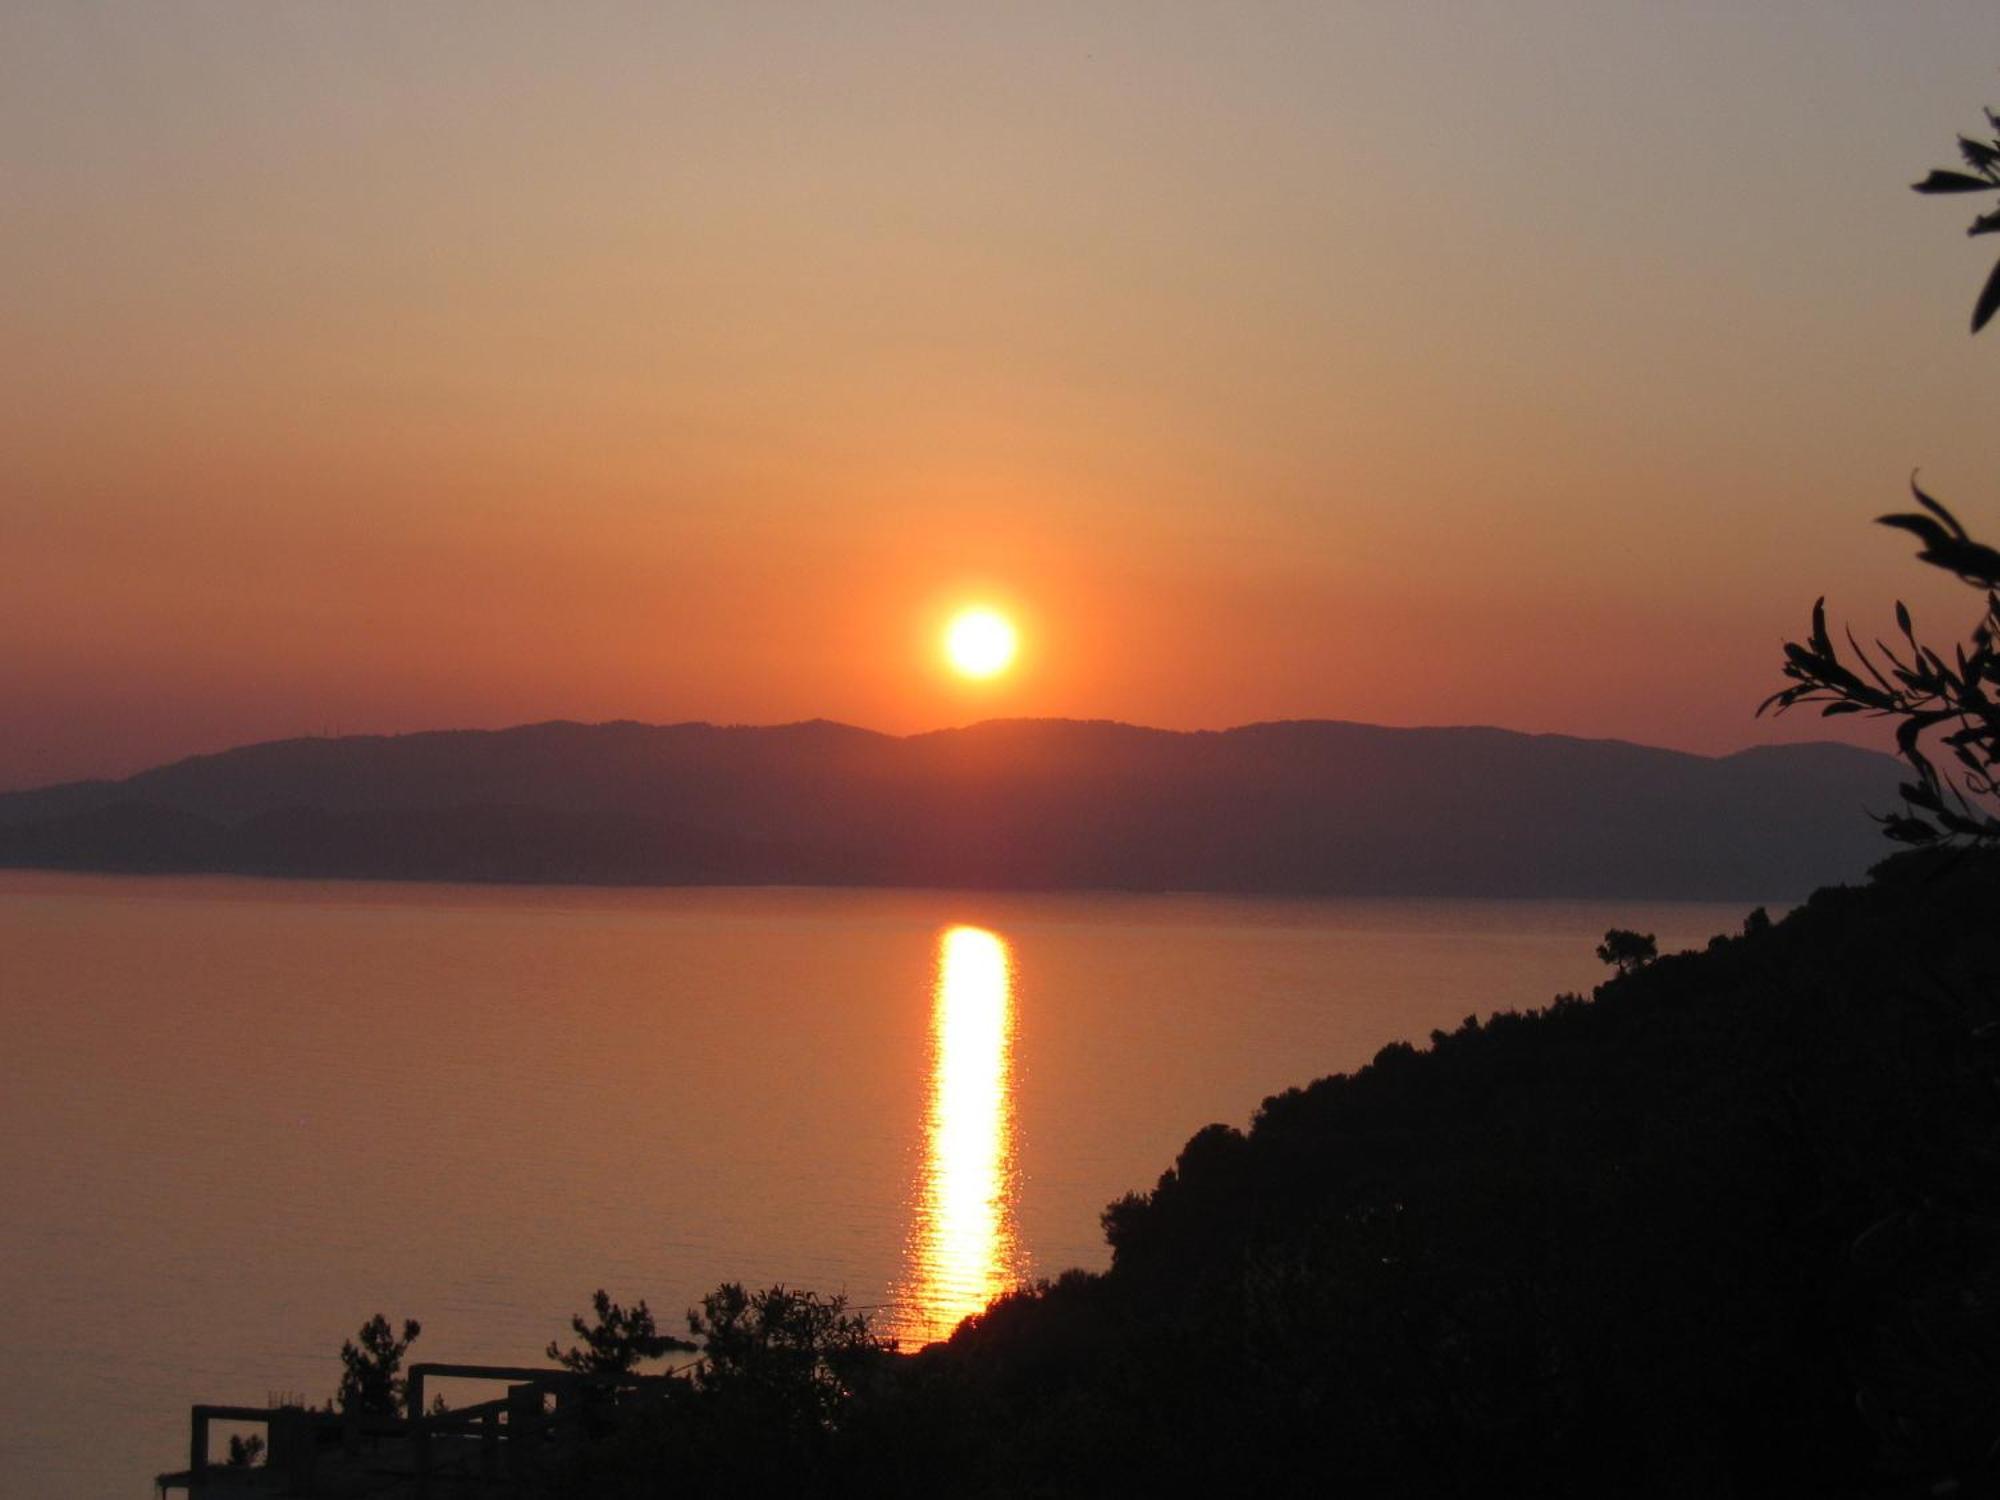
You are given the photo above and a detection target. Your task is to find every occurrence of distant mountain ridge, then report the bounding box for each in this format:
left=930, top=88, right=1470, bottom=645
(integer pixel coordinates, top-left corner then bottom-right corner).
left=0, top=718, right=1903, bottom=899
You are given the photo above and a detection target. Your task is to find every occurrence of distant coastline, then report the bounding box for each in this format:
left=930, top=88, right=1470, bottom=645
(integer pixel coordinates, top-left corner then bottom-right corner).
left=0, top=718, right=1900, bottom=901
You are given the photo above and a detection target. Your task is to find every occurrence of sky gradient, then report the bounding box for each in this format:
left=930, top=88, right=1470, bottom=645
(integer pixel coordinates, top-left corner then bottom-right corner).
left=6, top=2, right=2000, bottom=788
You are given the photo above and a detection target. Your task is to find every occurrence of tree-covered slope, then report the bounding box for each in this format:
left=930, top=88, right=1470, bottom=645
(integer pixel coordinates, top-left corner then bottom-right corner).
left=865, top=851, right=2000, bottom=1498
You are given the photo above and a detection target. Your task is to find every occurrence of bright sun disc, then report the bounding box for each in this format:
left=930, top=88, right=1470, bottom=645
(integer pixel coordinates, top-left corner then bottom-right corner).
left=945, top=609, right=1017, bottom=679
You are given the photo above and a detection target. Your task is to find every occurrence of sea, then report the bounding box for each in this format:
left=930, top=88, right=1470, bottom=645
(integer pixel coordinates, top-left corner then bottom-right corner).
left=0, top=871, right=1766, bottom=1495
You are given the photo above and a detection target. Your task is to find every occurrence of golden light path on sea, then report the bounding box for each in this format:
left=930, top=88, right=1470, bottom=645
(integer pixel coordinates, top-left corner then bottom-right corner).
left=897, top=925, right=1024, bottom=1343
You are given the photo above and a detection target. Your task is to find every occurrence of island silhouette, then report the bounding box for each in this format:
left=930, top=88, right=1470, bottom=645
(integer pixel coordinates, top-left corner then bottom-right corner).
left=0, top=717, right=1897, bottom=899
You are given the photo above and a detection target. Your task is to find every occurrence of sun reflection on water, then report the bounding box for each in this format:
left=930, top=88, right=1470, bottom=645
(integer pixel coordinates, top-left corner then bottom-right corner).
left=896, top=924, right=1025, bottom=1343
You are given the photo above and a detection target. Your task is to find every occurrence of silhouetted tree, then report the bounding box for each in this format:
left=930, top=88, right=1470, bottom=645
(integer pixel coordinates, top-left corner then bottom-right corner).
left=1596, top=928, right=1657, bottom=975
left=686, top=1283, right=891, bottom=1428
left=224, top=1433, right=264, bottom=1468
left=548, top=1289, right=695, bottom=1375
left=335, top=1315, right=422, bottom=1417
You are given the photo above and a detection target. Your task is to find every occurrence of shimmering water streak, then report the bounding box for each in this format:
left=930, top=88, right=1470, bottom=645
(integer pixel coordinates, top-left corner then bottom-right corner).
left=901, top=925, right=1023, bottom=1342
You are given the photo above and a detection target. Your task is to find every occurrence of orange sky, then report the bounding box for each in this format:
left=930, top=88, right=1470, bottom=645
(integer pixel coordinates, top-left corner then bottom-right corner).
left=6, top=4, right=2000, bottom=788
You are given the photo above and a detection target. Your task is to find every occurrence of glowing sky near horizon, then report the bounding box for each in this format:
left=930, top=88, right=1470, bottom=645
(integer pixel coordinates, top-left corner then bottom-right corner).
left=6, top=3, right=2000, bottom=788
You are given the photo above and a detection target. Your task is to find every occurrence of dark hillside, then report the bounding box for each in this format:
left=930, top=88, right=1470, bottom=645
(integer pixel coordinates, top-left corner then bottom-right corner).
left=837, top=851, right=2000, bottom=1498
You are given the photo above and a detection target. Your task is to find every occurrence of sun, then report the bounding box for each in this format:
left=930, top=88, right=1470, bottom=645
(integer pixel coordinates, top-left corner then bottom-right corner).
left=944, top=608, right=1018, bottom=679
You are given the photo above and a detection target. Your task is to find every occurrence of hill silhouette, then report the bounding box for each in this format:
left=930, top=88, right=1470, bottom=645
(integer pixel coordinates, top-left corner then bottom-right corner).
left=0, top=718, right=1900, bottom=898
left=887, top=850, right=2000, bottom=1498
left=518, top=850, right=2000, bottom=1498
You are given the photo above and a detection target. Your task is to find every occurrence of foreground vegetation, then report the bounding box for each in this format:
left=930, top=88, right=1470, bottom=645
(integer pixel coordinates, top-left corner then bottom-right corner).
left=463, top=848, right=1995, bottom=1498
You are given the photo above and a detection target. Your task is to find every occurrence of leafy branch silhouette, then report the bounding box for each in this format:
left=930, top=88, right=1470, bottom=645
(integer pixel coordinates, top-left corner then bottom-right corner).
left=548, top=1289, right=695, bottom=1376
left=1762, top=485, right=2000, bottom=844
left=1913, top=107, right=2000, bottom=332
left=1760, top=110, right=2000, bottom=846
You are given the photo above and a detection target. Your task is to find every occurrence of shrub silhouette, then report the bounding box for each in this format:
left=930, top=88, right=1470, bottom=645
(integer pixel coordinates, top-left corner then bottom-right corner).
left=548, top=1289, right=694, bottom=1376
left=1595, top=928, right=1658, bottom=974
left=334, top=1314, right=421, bottom=1417
left=540, top=1283, right=899, bottom=1496
left=223, top=1433, right=264, bottom=1468
left=685, top=1283, right=890, bottom=1426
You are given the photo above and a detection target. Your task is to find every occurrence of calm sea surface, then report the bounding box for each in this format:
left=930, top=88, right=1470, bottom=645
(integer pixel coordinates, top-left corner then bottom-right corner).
left=0, top=872, right=1762, bottom=1495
